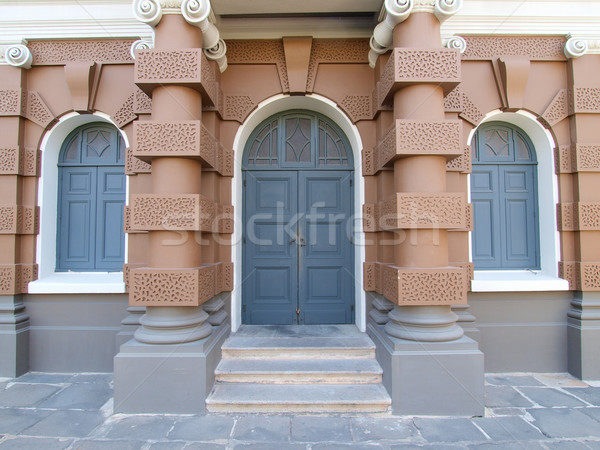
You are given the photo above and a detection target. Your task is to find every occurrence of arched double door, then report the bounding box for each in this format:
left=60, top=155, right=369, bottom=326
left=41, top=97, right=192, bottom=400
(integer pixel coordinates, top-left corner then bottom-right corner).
left=242, top=111, right=355, bottom=325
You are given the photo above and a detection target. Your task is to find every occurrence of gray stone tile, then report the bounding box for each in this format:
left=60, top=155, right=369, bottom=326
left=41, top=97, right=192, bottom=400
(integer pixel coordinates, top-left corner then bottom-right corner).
left=69, top=374, right=113, bottom=384
left=351, top=417, right=420, bottom=442
left=148, top=443, right=187, bottom=450
left=38, top=382, right=112, bottom=410
left=518, top=387, right=588, bottom=407
left=413, top=417, right=487, bottom=443
left=0, top=437, right=73, bottom=449
left=0, top=383, right=61, bottom=407
left=489, top=408, right=526, bottom=416
left=183, top=444, right=228, bottom=450
left=390, top=444, right=467, bottom=449
left=472, top=416, right=546, bottom=441
left=70, top=439, right=146, bottom=449
left=580, top=408, right=600, bottom=422
left=468, top=443, right=545, bottom=450
left=232, top=415, right=291, bottom=442
left=22, top=410, right=105, bottom=438
left=168, top=415, right=234, bottom=441
left=0, top=407, right=53, bottom=434
left=528, top=408, right=600, bottom=438
left=543, top=441, right=594, bottom=449
left=15, top=373, right=74, bottom=384
left=232, top=444, right=305, bottom=450
left=103, top=415, right=176, bottom=440
left=484, top=385, right=533, bottom=408
left=584, top=440, right=600, bottom=449
left=485, top=375, right=544, bottom=387
left=565, top=388, right=600, bottom=406
left=291, top=416, right=352, bottom=442
left=311, top=445, right=384, bottom=449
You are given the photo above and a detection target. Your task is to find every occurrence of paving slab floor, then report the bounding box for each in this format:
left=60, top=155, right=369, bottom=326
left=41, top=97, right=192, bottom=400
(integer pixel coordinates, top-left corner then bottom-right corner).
left=0, top=372, right=599, bottom=449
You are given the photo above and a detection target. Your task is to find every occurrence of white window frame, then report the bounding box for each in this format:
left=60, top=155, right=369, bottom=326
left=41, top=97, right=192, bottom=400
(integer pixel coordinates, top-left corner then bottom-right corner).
left=469, top=110, right=568, bottom=292
left=28, top=112, right=129, bottom=294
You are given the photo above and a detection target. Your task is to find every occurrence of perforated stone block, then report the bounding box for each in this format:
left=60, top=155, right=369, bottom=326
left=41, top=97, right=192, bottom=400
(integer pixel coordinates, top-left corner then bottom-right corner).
left=379, top=193, right=466, bottom=230
left=378, top=48, right=461, bottom=105
left=134, top=48, right=217, bottom=106
left=130, top=266, right=216, bottom=306
left=381, top=265, right=467, bottom=306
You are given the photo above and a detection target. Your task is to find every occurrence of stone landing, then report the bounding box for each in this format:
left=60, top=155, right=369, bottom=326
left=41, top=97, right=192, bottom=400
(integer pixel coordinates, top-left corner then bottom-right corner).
left=206, top=325, right=391, bottom=414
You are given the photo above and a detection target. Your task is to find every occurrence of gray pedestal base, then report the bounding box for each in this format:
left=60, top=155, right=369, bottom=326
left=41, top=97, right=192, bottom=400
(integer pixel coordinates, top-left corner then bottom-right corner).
left=0, top=295, right=29, bottom=377
left=114, top=322, right=229, bottom=414
left=568, top=293, right=600, bottom=380
left=368, top=322, right=484, bottom=416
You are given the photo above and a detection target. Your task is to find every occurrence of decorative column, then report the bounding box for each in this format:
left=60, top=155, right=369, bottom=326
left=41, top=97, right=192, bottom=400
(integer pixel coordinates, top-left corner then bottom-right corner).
left=114, top=0, right=232, bottom=414
left=0, top=43, right=38, bottom=377
left=562, top=37, right=600, bottom=380
left=365, top=0, right=484, bottom=415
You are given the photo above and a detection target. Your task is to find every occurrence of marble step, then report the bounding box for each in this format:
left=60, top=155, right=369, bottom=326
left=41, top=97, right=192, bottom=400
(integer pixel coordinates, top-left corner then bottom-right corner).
left=221, top=335, right=375, bottom=359
left=206, top=383, right=391, bottom=414
left=215, top=358, right=383, bottom=384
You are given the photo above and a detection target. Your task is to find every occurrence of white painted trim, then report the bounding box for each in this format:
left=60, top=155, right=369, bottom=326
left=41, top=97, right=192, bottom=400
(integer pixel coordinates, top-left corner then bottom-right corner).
left=468, top=110, right=569, bottom=293
left=28, top=112, right=129, bottom=295
left=0, top=1, right=599, bottom=48
left=231, top=94, right=366, bottom=332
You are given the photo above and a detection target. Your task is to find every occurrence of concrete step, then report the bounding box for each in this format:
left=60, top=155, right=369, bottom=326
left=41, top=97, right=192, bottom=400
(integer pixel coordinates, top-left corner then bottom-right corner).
left=221, top=335, right=375, bottom=360
left=215, top=358, right=383, bottom=384
left=206, top=383, right=391, bottom=414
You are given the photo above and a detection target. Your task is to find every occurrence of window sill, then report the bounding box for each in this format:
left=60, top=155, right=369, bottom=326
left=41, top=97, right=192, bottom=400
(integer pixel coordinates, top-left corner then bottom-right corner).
left=28, top=272, right=126, bottom=294
left=471, top=270, right=569, bottom=292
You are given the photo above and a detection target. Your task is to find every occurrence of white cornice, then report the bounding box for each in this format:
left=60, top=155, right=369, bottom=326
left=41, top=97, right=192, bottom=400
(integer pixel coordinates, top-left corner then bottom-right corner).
left=0, top=0, right=599, bottom=54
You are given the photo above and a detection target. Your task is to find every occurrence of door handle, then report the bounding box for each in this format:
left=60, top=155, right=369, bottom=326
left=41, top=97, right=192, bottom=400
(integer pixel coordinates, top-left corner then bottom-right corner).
left=299, top=237, right=306, bottom=247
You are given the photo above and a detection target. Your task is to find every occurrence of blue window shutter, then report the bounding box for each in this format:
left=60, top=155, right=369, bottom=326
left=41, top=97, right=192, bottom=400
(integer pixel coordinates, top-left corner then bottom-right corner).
left=472, top=122, right=540, bottom=270
left=57, top=167, right=96, bottom=270
left=95, top=167, right=126, bottom=270
left=57, top=123, right=126, bottom=272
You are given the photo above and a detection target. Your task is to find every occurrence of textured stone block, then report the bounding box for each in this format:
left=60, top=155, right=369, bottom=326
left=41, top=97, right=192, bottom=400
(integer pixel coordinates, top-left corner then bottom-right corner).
left=125, top=147, right=151, bottom=175
left=134, top=48, right=217, bottom=106
left=381, top=264, right=467, bottom=306
left=130, top=194, right=212, bottom=232
left=378, top=193, right=466, bottom=230
left=130, top=266, right=216, bottom=307
left=377, top=120, right=463, bottom=168
left=0, top=264, right=38, bottom=295
left=0, top=206, right=39, bottom=235
left=378, top=48, right=461, bottom=105
left=570, top=87, right=600, bottom=114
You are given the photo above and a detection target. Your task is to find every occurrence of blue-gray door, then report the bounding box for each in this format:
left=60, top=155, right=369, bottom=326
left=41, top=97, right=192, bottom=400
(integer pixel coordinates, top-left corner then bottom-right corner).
left=242, top=111, right=354, bottom=325
left=471, top=122, right=539, bottom=269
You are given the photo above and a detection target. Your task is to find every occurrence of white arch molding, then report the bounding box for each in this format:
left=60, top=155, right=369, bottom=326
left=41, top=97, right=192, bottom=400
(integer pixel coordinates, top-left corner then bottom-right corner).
left=28, top=112, right=130, bottom=294
left=467, top=110, right=568, bottom=292
left=231, top=94, right=367, bottom=331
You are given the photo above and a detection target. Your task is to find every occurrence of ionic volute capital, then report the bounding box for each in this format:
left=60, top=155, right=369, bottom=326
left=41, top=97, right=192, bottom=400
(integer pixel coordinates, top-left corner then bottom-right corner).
left=564, top=36, right=588, bottom=59
left=2, top=43, right=33, bottom=69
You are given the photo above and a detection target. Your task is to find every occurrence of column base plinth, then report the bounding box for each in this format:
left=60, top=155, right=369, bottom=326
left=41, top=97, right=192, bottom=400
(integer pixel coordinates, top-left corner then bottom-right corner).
left=0, top=295, right=29, bottom=377
left=385, top=305, right=464, bottom=342
left=568, top=293, right=600, bottom=380
left=369, top=321, right=484, bottom=416
left=114, top=322, right=229, bottom=414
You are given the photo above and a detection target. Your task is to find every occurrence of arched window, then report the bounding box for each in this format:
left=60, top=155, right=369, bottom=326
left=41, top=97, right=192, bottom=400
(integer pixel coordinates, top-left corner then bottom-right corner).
left=471, top=122, right=539, bottom=270
left=56, top=123, right=126, bottom=271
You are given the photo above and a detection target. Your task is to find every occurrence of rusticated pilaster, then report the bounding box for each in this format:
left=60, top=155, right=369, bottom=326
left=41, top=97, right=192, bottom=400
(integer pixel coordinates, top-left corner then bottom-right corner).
left=446, top=146, right=472, bottom=173
left=135, top=48, right=218, bottom=106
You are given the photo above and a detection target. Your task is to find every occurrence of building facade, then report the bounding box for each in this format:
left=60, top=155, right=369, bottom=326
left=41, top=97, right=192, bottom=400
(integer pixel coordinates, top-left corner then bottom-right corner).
left=1, top=0, right=599, bottom=415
